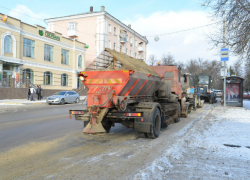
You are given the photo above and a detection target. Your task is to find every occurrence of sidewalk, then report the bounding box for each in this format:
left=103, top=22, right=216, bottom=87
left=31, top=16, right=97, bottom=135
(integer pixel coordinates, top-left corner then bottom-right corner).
left=0, top=96, right=87, bottom=105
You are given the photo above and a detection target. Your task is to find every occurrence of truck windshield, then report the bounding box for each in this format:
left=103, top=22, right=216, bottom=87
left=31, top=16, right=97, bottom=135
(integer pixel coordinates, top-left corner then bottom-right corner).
left=198, top=76, right=209, bottom=85
left=181, top=77, right=184, bottom=84
left=190, top=77, right=194, bottom=87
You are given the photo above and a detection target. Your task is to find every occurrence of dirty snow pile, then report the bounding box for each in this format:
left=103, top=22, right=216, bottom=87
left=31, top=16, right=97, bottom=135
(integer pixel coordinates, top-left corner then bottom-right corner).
left=134, top=106, right=250, bottom=180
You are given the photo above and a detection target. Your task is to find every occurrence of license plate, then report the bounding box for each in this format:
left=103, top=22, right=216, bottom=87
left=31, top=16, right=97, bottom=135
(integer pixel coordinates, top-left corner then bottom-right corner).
left=200, top=88, right=203, bottom=90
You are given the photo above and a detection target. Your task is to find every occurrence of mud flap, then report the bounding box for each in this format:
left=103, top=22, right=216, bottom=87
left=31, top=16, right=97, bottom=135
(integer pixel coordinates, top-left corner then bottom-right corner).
left=181, top=102, right=190, bottom=117
left=83, top=108, right=109, bottom=133
left=83, top=122, right=106, bottom=133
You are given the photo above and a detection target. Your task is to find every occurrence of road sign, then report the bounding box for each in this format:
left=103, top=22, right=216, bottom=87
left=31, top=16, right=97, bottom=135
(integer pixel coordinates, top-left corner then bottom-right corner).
left=221, top=48, right=229, bottom=61
left=227, top=72, right=230, bottom=76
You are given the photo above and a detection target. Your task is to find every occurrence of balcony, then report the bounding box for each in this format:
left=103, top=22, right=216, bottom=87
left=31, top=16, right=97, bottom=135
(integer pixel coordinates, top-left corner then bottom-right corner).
left=138, top=46, right=144, bottom=52
left=68, top=29, right=78, bottom=38
left=120, top=37, right=127, bottom=43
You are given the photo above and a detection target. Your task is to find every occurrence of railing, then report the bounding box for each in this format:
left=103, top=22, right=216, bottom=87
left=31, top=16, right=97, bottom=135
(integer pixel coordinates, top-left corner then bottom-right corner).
left=138, top=46, right=144, bottom=52
left=120, top=37, right=127, bottom=43
left=0, top=77, right=32, bottom=88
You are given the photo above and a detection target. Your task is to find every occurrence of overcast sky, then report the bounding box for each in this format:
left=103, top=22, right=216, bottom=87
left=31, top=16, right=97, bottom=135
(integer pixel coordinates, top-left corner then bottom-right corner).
left=0, top=0, right=237, bottom=66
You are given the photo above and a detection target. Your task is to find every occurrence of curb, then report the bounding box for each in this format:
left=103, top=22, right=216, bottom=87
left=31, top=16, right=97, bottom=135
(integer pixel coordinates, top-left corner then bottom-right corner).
left=0, top=102, right=47, bottom=105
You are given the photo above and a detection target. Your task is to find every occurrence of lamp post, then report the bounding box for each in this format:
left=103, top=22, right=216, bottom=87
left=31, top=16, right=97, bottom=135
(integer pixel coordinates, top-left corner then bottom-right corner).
left=201, top=4, right=227, bottom=112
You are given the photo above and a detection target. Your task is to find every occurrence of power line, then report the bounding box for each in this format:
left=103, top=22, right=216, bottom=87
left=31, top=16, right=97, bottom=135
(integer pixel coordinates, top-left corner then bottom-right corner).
left=147, top=21, right=222, bottom=37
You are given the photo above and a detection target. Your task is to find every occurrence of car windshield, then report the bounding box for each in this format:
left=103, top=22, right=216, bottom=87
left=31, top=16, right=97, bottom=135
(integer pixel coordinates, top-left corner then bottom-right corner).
left=54, top=91, right=67, bottom=95
left=198, top=76, right=209, bottom=85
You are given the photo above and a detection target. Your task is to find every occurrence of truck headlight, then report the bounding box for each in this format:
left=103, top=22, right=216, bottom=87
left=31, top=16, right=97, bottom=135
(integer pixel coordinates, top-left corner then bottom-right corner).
left=80, top=76, right=84, bottom=81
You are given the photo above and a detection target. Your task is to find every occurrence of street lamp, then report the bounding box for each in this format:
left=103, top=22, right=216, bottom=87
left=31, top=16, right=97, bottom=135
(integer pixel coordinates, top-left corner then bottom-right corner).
left=201, top=4, right=227, bottom=112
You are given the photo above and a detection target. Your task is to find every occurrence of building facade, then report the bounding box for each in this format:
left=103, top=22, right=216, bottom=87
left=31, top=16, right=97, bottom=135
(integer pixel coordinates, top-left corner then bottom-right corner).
left=0, top=13, right=87, bottom=90
left=45, top=6, right=148, bottom=68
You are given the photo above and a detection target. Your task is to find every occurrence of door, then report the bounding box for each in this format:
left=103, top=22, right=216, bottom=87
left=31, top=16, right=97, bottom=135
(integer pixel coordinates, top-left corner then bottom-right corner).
left=64, top=92, right=71, bottom=102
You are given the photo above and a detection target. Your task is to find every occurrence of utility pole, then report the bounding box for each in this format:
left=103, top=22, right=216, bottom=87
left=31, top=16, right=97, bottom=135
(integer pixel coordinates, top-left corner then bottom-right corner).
left=223, top=13, right=226, bottom=113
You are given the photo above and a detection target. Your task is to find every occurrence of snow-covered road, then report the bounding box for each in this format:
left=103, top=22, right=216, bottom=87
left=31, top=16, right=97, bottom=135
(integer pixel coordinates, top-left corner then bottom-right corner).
left=134, top=104, right=250, bottom=179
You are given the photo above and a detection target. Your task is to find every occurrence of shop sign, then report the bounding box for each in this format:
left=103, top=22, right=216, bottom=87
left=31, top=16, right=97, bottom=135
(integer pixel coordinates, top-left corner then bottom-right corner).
left=38, top=30, right=60, bottom=41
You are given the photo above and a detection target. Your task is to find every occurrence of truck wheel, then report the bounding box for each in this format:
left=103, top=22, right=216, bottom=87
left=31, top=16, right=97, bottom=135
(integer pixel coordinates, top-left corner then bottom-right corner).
left=102, top=120, right=112, bottom=133
left=147, top=108, right=161, bottom=139
left=174, top=103, right=181, bottom=123
left=84, top=121, right=89, bottom=127
left=60, top=98, right=65, bottom=105
left=209, top=97, right=213, bottom=104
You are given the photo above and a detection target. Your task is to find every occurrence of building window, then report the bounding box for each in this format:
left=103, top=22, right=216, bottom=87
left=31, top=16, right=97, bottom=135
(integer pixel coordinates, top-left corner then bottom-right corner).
left=114, top=43, right=116, bottom=50
left=23, top=38, right=35, bottom=58
left=135, top=53, right=137, bottom=58
left=69, top=22, right=76, bottom=30
left=22, top=69, right=33, bottom=84
left=109, top=24, right=111, bottom=33
left=126, top=48, right=128, bottom=55
left=4, top=36, right=12, bottom=53
left=61, top=49, right=69, bottom=65
left=44, top=44, right=53, bottom=62
left=109, top=40, right=111, bottom=48
left=61, top=73, right=68, bottom=86
left=130, top=50, right=132, bottom=57
left=44, top=71, right=53, bottom=85
left=130, top=37, right=132, bottom=44
left=78, top=55, right=82, bottom=67
left=135, top=40, right=137, bottom=47
left=114, top=27, right=116, bottom=35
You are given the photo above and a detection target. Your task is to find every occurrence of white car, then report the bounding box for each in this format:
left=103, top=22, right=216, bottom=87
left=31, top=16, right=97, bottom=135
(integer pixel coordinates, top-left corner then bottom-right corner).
left=47, top=91, right=80, bottom=105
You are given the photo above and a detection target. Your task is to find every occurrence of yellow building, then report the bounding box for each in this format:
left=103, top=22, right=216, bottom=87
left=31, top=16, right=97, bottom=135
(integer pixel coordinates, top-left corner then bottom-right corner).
left=0, top=13, right=87, bottom=90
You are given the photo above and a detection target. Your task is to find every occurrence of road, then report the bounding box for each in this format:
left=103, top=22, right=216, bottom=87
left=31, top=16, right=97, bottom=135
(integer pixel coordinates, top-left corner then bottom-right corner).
left=0, top=103, right=213, bottom=179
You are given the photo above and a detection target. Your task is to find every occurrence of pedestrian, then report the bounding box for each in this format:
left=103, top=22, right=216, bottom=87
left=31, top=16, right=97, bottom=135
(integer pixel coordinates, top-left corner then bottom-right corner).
left=36, top=85, right=39, bottom=100
left=37, top=85, right=42, bottom=100
left=30, top=85, right=36, bottom=101
left=27, top=86, right=31, bottom=100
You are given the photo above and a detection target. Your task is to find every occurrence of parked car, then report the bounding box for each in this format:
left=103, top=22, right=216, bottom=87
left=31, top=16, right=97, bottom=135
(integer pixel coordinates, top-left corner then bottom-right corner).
left=47, top=91, right=80, bottom=105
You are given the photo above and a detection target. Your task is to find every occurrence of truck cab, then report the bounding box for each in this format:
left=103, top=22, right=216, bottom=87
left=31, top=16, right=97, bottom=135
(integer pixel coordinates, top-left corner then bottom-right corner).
left=197, top=74, right=216, bottom=104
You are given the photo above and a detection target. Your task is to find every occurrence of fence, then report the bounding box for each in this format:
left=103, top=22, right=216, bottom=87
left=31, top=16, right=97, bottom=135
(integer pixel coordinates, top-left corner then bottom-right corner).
left=0, top=77, right=40, bottom=88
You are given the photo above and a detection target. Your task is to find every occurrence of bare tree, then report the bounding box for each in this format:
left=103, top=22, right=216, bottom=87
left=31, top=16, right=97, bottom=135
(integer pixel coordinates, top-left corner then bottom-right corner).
left=203, top=0, right=250, bottom=59
left=161, top=54, right=176, bottom=65
left=147, top=54, right=158, bottom=66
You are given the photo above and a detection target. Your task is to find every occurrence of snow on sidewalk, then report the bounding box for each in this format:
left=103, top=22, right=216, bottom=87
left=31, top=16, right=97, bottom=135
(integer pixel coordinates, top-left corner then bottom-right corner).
left=134, top=105, right=250, bottom=180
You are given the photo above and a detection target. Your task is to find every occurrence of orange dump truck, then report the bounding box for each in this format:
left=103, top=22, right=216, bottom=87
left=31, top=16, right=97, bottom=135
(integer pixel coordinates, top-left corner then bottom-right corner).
left=69, top=49, right=188, bottom=138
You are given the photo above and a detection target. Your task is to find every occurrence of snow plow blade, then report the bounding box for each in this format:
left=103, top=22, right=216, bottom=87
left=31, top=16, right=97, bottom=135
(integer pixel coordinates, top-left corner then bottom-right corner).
left=83, top=122, right=106, bottom=133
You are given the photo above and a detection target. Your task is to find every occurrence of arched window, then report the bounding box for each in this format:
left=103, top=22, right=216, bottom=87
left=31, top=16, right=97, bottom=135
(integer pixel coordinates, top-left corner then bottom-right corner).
left=44, top=71, right=53, bottom=85
left=22, top=69, right=34, bottom=84
left=78, top=55, right=82, bottom=68
left=61, top=74, right=68, bottom=86
left=4, top=36, right=12, bottom=53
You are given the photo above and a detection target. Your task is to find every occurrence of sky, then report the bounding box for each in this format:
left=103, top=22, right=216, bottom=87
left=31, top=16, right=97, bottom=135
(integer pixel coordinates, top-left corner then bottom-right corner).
left=0, top=0, right=236, bottom=66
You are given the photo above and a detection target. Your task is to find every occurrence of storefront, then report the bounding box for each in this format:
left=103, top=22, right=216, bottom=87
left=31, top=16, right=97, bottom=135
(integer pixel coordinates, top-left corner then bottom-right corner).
left=0, top=13, right=87, bottom=90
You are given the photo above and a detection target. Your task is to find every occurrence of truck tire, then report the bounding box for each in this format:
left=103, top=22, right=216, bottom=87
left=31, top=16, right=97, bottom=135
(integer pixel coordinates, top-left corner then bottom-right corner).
left=84, top=121, right=89, bottom=127
left=209, top=97, right=213, bottom=104
left=102, top=120, right=112, bottom=133
left=174, top=103, right=181, bottom=123
left=147, top=108, right=161, bottom=139
left=60, top=98, right=65, bottom=105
